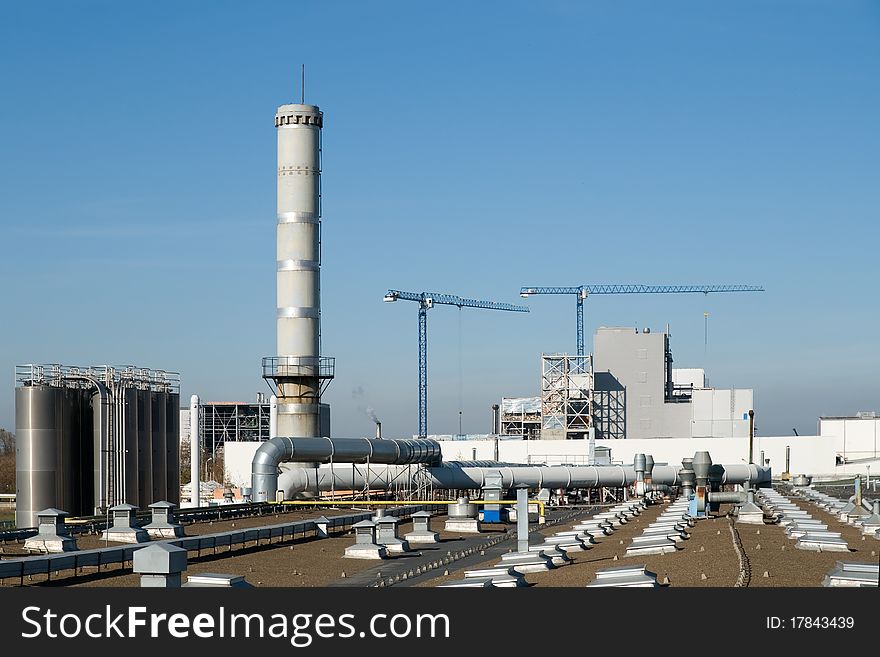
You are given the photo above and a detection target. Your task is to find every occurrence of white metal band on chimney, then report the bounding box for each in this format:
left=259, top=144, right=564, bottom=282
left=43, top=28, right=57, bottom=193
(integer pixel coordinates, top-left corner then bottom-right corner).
left=275, top=103, right=323, bottom=438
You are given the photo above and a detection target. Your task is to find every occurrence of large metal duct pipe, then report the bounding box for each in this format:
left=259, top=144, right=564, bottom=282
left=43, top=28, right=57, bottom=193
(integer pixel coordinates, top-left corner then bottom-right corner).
left=679, top=458, right=696, bottom=498
left=251, top=437, right=443, bottom=502
left=252, top=439, right=771, bottom=500
left=189, top=395, right=200, bottom=508
left=430, top=463, right=633, bottom=490
left=692, top=451, right=712, bottom=489
left=634, top=453, right=647, bottom=480
left=645, top=463, right=769, bottom=488
left=273, top=462, right=769, bottom=498
left=707, top=491, right=748, bottom=504
left=634, top=453, right=647, bottom=495
left=276, top=462, right=637, bottom=498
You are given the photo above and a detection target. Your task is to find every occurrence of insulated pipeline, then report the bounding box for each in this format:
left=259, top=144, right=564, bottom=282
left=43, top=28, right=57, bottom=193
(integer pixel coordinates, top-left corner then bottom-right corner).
left=275, top=463, right=636, bottom=498
left=708, top=491, right=748, bottom=504
left=252, top=437, right=443, bottom=501
left=273, top=463, right=770, bottom=498
left=252, top=438, right=773, bottom=501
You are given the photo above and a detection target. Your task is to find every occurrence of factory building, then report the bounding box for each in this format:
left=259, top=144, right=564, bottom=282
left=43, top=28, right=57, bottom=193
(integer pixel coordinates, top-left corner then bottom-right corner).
left=818, top=412, right=880, bottom=464
left=501, top=326, right=751, bottom=440
left=180, top=397, right=330, bottom=458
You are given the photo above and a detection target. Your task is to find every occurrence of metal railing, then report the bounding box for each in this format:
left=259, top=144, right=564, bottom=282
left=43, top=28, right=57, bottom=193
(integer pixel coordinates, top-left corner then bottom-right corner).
left=15, top=364, right=180, bottom=393
left=261, top=356, right=335, bottom=380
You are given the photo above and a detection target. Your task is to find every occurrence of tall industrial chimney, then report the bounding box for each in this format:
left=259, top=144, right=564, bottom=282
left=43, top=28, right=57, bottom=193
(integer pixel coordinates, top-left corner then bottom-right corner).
left=263, top=101, right=334, bottom=437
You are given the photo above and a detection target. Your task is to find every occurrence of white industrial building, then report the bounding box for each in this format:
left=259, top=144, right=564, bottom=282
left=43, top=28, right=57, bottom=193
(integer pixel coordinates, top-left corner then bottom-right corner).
left=818, top=413, right=880, bottom=464
left=501, top=327, right=752, bottom=441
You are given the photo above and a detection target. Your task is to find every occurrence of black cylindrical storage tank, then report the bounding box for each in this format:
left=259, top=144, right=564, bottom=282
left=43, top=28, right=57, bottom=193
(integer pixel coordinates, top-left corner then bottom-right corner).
left=75, top=388, right=95, bottom=516
left=61, top=389, right=79, bottom=515
left=137, top=389, right=153, bottom=508
left=151, top=390, right=167, bottom=503
left=123, top=387, right=139, bottom=505
left=165, top=393, right=180, bottom=505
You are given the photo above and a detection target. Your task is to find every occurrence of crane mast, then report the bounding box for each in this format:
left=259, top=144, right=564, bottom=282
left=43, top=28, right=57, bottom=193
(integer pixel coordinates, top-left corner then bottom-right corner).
left=384, top=290, right=529, bottom=437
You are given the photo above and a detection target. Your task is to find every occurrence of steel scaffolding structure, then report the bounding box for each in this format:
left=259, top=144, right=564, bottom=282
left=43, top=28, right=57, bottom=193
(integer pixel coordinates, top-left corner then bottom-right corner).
left=201, top=402, right=271, bottom=457
left=540, top=354, right=594, bottom=440
left=500, top=397, right=542, bottom=440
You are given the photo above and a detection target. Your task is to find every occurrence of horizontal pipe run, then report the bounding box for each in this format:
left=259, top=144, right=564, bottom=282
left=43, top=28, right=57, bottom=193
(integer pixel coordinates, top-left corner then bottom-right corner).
left=252, top=437, right=442, bottom=502
left=274, top=463, right=769, bottom=498
left=707, top=491, right=747, bottom=504
left=253, top=437, right=772, bottom=502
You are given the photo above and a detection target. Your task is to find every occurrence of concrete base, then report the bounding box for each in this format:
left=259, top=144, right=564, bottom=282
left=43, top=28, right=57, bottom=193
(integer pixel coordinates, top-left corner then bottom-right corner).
left=553, top=530, right=597, bottom=544
left=438, top=578, right=494, bottom=588
left=498, top=551, right=553, bottom=573
left=100, top=527, right=150, bottom=544
left=140, top=573, right=182, bottom=588
left=641, top=531, right=686, bottom=543
left=735, top=512, right=766, bottom=525
left=858, top=520, right=880, bottom=535
left=444, top=518, right=481, bottom=533
left=464, top=568, right=527, bottom=587
left=144, top=525, right=185, bottom=539
left=841, top=509, right=869, bottom=524
left=23, top=535, right=78, bottom=553
left=183, top=574, right=252, bottom=588
left=542, top=538, right=586, bottom=552
left=625, top=544, right=679, bottom=556
left=822, top=561, right=879, bottom=587
left=625, top=536, right=679, bottom=556
left=786, top=526, right=828, bottom=539
left=573, top=523, right=613, bottom=535
left=380, top=538, right=411, bottom=554
left=734, top=501, right=765, bottom=525
left=587, top=565, right=659, bottom=588
left=404, top=530, right=440, bottom=544
left=795, top=534, right=850, bottom=552
left=344, top=543, right=388, bottom=559
left=526, top=545, right=571, bottom=566
left=646, top=521, right=687, bottom=532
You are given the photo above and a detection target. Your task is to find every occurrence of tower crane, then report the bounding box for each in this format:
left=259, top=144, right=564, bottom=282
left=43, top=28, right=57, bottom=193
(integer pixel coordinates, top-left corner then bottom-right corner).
left=384, top=290, right=529, bottom=437
left=519, top=284, right=765, bottom=358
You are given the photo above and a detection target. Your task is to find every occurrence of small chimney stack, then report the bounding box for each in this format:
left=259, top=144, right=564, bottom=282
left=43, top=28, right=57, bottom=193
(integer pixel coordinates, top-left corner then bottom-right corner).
left=375, top=420, right=382, bottom=440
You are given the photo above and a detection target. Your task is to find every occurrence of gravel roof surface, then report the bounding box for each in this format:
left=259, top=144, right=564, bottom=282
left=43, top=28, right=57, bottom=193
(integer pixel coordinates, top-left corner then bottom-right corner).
left=418, top=494, right=877, bottom=588
left=422, top=499, right=742, bottom=587
left=743, top=491, right=879, bottom=587
left=2, top=508, right=435, bottom=587
left=7, top=494, right=877, bottom=588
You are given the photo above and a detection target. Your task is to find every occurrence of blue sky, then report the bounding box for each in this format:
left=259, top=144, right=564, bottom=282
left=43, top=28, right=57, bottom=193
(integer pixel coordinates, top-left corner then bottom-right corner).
left=1, top=1, right=878, bottom=438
